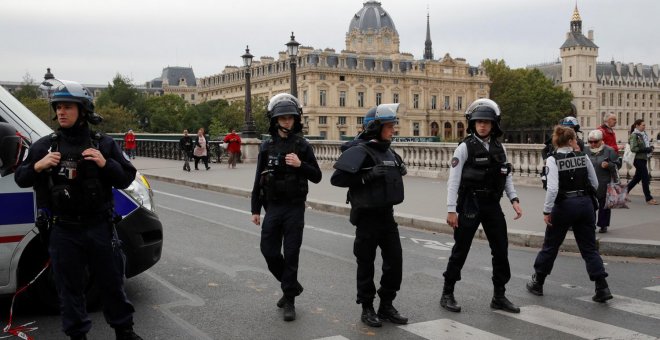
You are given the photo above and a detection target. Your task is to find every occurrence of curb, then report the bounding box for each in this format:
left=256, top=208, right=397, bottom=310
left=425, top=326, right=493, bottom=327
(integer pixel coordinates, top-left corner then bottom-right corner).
left=144, top=174, right=660, bottom=259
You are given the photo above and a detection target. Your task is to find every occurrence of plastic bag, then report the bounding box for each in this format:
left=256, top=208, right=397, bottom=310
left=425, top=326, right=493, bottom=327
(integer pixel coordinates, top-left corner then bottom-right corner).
left=605, top=182, right=629, bottom=209
left=622, top=143, right=635, bottom=169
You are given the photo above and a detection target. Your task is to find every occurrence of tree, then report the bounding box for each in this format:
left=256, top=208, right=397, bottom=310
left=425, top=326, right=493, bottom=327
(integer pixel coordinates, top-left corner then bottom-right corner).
left=208, top=97, right=269, bottom=138
left=14, top=73, right=40, bottom=101
left=481, top=59, right=573, bottom=132
left=143, top=94, right=189, bottom=133
left=96, top=103, right=138, bottom=133
left=95, top=74, right=145, bottom=124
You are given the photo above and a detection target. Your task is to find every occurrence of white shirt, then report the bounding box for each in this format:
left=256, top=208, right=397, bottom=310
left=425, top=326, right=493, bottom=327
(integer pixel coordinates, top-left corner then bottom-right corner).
left=447, top=135, right=517, bottom=213
left=543, top=147, right=599, bottom=213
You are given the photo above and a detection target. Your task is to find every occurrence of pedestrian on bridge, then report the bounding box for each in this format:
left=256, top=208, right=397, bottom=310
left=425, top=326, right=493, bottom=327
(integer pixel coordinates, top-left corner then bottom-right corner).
left=586, top=129, right=621, bottom=233
left=441, top=98, right=523, bottom=314
left=250, top=94, right=322, bottom=322
left=527, top=125, right=613, bottom=303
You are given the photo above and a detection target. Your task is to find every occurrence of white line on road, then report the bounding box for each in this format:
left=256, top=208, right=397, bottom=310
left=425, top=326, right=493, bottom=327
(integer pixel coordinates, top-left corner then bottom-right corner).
left=577, top=294, right=660, bottom=320
left=398, top=319, right=510, bottom=340
left=144, top=270, right=213, bottom=340
left=155, top=190, right=249, bottom=215
left=645, top=285, right=660, bottom=292
left=494, top=305, right=656, bottom=339
left=195, top=257, right=271, bottom=278
left=313, top=336, right=350, bottom=340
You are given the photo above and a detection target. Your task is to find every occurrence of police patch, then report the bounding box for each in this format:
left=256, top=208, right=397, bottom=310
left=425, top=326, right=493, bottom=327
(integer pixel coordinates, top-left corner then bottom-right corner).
left=451, top=157, right=459, bottom=168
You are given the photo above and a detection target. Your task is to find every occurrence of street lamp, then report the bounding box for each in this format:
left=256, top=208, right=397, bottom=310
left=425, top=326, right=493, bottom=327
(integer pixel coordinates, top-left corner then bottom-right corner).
left=286, top=32, right=300, bottom=98
left=241, top=45, right=257, bottom=138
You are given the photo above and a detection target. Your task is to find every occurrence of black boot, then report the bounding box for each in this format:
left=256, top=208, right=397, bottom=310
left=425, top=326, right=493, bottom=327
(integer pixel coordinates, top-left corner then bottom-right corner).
left=592, top=278, right=613, bottom=303
left=377, top=301, right=408, bottom=324
left=526, top=273, right=545, bottom=296
left=599, top=227, right=608, bottom=233
left=361, top=304, right=382, bottom=327
left=491, top=287, right=520, bottom=313
left=440, top=282, right=461, bottom=313
left=277, top=282, right=304, bottom=308
left=115, top=325, right=143, bottom=340
left=282, top=299, right=296, bottom=321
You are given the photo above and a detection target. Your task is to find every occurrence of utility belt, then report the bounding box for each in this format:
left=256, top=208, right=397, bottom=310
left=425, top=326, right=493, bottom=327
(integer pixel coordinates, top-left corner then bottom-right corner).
left=52, top=209, right=118, bottom=227
left=562, top=190, right=587, bottom=198
left=461, top=188, right=501, bottom=200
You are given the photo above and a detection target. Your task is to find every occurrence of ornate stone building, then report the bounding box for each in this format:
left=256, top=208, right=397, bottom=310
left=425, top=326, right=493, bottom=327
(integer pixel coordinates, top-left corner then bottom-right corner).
left=146, top=66, right=198, bottom=104
left=197, top=1, right=490, bottom=140
left=532, top=6, right=660, bottom=141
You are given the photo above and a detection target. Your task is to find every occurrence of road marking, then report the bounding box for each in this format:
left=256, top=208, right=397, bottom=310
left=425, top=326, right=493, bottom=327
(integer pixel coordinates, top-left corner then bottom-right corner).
left=156, top=190, right=248, bottom=215
left=577, top=294, right=660, bottom=320
left=313, top=336, right=350, bottom=340
left=306, top=225, right=354, bottom=238
left=494, top=305, right=656, bottom=339
left=398, top=319, right=509, bottom=340
left=409, top=238, right=453, bottom=251
left=159, top=205, right=355, bottom=265
left=144, top=270, right=213, bottom=340
left=195, top=257, right=271, bottom=278
left=645, top=285, right=660, bottom=292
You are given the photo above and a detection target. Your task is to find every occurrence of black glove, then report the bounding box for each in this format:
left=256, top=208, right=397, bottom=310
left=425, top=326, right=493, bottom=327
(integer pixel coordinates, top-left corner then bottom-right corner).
left=361, top=164, right=388, bottom=183
left=399, top=164, right=407, bottom=176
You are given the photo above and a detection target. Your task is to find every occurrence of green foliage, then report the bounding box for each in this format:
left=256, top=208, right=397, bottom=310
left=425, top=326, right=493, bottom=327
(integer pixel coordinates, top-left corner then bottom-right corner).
left=208, top=96, right=269, bottom=138
left=21, top=98, right=57, bottom=129
left=14, top=73, right=40, bottom=101
left=143, top=94, right=189, bottom=133
left=96, top=103, right=137, bottom=133
left=95, top=74, right=145, bottom=114
left=481, top=59, right=573, bottom=130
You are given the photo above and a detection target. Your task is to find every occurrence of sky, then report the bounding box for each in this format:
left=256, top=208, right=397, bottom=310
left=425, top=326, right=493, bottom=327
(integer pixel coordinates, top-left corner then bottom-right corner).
left=2, top=0, right=658, bottom=86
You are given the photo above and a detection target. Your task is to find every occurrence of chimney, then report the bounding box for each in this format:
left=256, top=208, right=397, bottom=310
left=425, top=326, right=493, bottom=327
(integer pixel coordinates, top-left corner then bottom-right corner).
left=588, top=30, right=594, bottom=41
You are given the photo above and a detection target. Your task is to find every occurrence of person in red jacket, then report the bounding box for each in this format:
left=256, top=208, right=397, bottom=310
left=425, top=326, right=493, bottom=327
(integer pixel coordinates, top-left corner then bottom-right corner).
left=123, top=129, right=136, bottom=159
left=598, top=113, right=619, bottom=154
left=223, top=129, right=242, bottom=168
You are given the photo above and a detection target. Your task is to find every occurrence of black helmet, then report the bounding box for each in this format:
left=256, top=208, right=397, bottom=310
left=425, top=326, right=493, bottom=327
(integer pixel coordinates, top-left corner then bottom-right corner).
left=560, top=116, right=581, bottom=132
left=266, top=93, right=302, bottom=135
left=41, top=79, right=103, bottom=125
left=0, top=122, right=27, bottom=177
left=364, top=103, right=400, bottom=138
left=465, top=98, right=502, bottom=137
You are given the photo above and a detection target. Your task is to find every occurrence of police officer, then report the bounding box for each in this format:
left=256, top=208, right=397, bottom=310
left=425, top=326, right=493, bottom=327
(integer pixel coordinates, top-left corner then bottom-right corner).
left=331, top=104, right=408, bottom=328
left=179, top=129, right=193, bottom=172
left=441, top=98, right=522, bottom=314
left=340, top=106, right=376, bottom=152
left=250, top=93, right=322, bottom=322
left=526, top=125, right=613, bottom=303
left=14, top=79, right=141, bottom=340
left=542, top=116, right=585, bottom=160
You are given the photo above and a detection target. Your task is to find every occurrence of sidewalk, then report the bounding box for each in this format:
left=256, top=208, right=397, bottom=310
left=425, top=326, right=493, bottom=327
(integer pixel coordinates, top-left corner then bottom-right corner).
left=132, top=157, right=660, bottom=258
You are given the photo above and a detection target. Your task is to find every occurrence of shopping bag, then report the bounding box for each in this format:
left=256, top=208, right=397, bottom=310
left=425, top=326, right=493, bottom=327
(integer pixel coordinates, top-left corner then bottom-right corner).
left=622, top=143, right=635, bottom=169
left=605, top=182, right=629, bottom=209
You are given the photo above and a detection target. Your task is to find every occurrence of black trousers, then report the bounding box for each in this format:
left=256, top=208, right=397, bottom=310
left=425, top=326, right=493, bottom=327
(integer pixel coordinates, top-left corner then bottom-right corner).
left=443, top=198, right=511, bottom=289
left=49, top=219, right=134, bottom=337
left=194, top=155, right=209, bottom=169
left=260, top=201, right=305, bottom=299
left=533, top=196, right=608, bottom=281
left=353, top=207, right=402, bottom=305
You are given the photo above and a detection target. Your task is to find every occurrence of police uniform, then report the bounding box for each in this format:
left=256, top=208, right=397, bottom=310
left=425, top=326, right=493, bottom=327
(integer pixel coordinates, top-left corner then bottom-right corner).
left=15, top=126, right=137, bottom=339
left=441, top=134, right=520, bottom=312
left=526, top=147, right=612, bottom=302
left=250, top=133, right=321, bottom=311
left=331, top=103, right=408, bottom=328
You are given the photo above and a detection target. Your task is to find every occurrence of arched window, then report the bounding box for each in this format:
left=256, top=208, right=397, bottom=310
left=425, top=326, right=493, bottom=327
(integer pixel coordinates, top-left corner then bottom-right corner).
left=430, top=122, right=439, bottom=136
left=444, top=122, right=452, bottom=140
left=457, top=122, right=465, bottom=139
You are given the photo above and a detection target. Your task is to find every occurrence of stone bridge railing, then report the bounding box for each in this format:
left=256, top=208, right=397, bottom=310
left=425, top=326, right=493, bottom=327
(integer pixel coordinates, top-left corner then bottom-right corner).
left=117, top=138, right=659, bottom=183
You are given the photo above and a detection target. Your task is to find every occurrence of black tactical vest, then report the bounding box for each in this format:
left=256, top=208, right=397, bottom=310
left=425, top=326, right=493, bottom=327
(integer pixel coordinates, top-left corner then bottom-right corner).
left=348, top=144, right=405, bottom=209
left=554, top=152, right=589, bottom=194
left=260, top=136, right=309, bottom=201
left=47, top=131, right=110, bottom=215
left=459, top=135, right=509, bottom=198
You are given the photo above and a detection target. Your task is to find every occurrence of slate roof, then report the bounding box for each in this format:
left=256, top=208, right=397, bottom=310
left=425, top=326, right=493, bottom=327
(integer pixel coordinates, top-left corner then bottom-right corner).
left=348, top=1, right=397, bottom=34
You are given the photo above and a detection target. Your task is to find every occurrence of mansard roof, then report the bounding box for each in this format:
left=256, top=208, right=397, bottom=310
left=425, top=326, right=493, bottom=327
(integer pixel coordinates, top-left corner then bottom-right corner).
left=161, top=66, right=196, bottom=87
left=560, top=31, right=598, bottom=49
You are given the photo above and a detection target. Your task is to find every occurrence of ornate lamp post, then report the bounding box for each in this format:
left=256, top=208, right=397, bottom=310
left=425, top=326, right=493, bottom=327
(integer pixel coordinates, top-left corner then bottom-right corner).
left=241, top=45, right=257, bottom=138
left=286, top=32, right=300, bottom=98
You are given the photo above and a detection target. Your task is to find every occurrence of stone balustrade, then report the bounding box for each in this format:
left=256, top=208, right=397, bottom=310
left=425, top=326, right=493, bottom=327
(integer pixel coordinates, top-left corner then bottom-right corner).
left=117, top=138, right=659, bottom=183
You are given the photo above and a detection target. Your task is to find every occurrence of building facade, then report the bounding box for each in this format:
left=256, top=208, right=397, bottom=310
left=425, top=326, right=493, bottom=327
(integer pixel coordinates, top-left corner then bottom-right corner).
left=532, top=6, right=660, bottom=141
left=197, top=1, right=490, bottom=140
left=146, top=66, right=198, bottom=104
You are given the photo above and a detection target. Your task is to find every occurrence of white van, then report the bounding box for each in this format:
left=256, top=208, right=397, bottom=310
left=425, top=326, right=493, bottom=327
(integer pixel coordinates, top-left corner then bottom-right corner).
left=0, top=85, right=162, bottom=308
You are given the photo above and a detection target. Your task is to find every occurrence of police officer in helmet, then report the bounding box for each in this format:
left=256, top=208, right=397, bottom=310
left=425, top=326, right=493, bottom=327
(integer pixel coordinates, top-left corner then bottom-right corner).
left=526, top=125, right=613, bottom=302
left=14, top=79, right=141, bottom=340
left=250, top=93, right=322, bottom=322
left=331, top=103, right=408, bottom=327
left=339, top=106, right=377, bottom=152
left=441, top=98, right=523, bottom=314
left=542, top=116, right=585, bottom=160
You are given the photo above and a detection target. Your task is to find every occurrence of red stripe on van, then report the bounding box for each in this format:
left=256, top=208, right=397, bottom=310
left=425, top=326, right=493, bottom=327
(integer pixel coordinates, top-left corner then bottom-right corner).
left=0, top=236, right=24, bottom=243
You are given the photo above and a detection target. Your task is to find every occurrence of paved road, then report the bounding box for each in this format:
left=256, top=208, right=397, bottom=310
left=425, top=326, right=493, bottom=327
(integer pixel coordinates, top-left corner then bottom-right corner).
left=8, top=180, right=659, bottom=339
left=134, top=157, right=660, bottom=258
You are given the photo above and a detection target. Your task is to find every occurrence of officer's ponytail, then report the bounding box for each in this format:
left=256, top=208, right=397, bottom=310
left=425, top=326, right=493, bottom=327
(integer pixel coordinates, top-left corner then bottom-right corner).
left=552, top=126, right=576, bottom=148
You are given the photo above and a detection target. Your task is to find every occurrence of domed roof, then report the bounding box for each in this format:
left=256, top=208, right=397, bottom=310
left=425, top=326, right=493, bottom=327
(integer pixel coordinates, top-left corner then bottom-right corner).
left=348, top=1, right=397, bottom=34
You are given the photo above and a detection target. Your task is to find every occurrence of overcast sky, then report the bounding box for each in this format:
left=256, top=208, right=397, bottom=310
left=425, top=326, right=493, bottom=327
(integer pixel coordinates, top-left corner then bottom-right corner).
left=2, top=0, right=658, bottom=85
